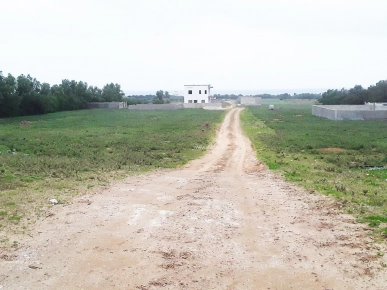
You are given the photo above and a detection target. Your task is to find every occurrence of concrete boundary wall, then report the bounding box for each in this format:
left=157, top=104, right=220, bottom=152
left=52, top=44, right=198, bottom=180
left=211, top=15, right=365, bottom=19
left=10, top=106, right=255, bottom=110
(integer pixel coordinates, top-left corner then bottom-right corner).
left=337, top=110, right=387, bottom=120
left=312, top=105, right=387, bottom=120
left=127, top=102, right=225, bottom=111
left=312, top=106, right=336, bottom=119
left=128, top=104, right=183, bottom=110
left=183, top=102, right=225, bottom=109
left=183, top=103, right=204, bottom=109
left=88, top=102, right=127, bottom=109
left=240, top=97, right=262, bottom=106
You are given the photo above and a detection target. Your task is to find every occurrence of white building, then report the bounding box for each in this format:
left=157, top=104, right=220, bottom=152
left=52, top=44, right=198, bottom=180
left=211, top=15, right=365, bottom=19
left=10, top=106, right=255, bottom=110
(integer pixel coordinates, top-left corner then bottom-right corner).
left=184, top=84, right=213, bottom=104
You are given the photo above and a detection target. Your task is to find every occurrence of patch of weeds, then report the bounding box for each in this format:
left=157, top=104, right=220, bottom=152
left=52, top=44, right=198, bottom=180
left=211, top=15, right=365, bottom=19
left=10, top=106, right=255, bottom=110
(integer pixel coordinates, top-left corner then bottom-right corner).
left=358, top=215, right=387, bottom=227
left=8, top=215, right=22, bottom=223
left=0, top=237, right=10, bottom=244
left=369, top=220, right=381, bottom=227
left=381, top=228, right=387, bottom=238
left=0, top=211, right=8, bottom=216
left=267, top=162, right=280, bottom=170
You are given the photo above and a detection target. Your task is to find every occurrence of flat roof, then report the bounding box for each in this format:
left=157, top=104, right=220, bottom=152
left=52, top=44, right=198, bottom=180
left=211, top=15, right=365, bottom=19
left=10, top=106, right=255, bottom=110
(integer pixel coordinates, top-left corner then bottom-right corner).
left=184, top=84, right=211, bottom=86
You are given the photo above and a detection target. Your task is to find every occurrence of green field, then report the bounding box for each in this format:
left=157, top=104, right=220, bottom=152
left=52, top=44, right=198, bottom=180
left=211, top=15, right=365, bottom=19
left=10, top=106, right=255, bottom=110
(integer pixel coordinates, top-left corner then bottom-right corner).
left=0, top=109, right=224, bottom=239
left=241, top=102, right=387, bottom=239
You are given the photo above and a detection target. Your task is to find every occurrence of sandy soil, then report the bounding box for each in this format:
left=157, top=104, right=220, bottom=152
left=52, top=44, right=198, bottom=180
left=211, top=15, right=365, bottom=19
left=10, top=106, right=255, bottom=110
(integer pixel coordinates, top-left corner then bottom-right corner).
left=1, top=108, right=387, bottom=289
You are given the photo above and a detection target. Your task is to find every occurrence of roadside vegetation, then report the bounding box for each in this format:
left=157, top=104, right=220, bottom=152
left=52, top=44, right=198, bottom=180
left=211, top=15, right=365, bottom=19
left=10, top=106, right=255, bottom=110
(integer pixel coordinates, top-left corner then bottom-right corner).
left=241, top=102, right=387, bottom=239
left=0, top=109, right=224, bottom=242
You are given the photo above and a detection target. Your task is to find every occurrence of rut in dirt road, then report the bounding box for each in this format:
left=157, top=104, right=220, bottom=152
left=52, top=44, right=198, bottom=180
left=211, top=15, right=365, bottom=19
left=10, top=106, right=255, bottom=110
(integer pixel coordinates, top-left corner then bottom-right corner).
left=1, top=108, right=387, bottom=290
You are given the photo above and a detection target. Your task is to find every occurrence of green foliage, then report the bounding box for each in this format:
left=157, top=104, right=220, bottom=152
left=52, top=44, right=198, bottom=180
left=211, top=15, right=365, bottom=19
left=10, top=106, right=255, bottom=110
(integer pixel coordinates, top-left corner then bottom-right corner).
left=320, top=80, right=387, bottom=105
left=241, top=102, right=387, bottom=229
left=101, top=83, right=124, bottom=102
left=0, top=71, right=125, bottom=118
left=126, top=94, right=183, bottom=105
left=153, top=90, right=170, bottom=104
left=0, top=73, right=20, bottom=117
left=358, top=216, right=387, bottom=227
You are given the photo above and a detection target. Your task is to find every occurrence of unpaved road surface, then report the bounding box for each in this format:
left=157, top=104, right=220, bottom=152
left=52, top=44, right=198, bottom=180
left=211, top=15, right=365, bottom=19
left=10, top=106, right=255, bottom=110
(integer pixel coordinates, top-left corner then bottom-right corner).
left=1, top=108, right=387, bottom=289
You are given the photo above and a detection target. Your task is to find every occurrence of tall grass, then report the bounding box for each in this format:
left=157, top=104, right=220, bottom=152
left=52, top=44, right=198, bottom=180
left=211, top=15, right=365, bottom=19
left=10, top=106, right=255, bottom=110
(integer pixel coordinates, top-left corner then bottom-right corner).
left=0, top=109, right=224, bottom=239
left=241, top=102, right=387, bottom=239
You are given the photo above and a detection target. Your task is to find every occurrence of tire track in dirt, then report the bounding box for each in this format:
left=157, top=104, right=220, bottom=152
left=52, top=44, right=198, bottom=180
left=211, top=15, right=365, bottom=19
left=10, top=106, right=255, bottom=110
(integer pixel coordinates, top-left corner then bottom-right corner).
left=1, top=108, right=387, bottom=289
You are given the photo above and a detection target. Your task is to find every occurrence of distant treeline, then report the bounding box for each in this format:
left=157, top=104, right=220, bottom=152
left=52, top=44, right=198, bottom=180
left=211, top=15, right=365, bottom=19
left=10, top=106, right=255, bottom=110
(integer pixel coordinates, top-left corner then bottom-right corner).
left=258, top=93, right=321, bottom=99
left=126, top=93, right=183, bottom=105
left=125, top=95, right=155, bottom=105
left=213, top=93, right=321, bottom=100
left=0, top=71, right=124, bottom=118
left=319, top=80, right=387, bottom=105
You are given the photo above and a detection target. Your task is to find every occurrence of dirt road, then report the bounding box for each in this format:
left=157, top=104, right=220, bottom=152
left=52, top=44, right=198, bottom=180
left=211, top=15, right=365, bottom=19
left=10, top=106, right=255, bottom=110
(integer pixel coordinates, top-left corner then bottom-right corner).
left=1, top=108, right=387, bottom=289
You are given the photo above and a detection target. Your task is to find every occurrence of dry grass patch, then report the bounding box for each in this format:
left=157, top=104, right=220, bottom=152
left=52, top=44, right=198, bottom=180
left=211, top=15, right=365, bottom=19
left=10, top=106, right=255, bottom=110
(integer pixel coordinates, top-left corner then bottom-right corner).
left=318, top=148, right=346, bottom=153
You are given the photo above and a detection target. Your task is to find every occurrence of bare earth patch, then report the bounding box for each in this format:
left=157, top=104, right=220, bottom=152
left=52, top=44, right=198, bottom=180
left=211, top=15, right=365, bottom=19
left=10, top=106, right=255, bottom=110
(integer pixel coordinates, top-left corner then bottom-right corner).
left=1, top=109, right=387, bottom=289
left=318, top=147, right=346, bottom=153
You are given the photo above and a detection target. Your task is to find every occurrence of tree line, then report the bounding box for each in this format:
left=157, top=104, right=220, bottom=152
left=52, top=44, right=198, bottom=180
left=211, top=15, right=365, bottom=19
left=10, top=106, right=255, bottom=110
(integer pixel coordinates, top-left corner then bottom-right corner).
left=257, top=93, right=321, bottom=99
left=319, top=80, right=387, bottom=105
left=0, top=71, right=124, bottom=118
left=126, top=91, right=182, bottom=105
left=213, top=93, right=321, bottom=100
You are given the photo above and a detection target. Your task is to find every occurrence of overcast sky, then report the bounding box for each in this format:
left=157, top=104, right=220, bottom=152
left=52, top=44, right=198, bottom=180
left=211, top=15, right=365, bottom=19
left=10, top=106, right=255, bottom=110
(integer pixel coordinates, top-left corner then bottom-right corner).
left=1, top=0, right=387, bottom=95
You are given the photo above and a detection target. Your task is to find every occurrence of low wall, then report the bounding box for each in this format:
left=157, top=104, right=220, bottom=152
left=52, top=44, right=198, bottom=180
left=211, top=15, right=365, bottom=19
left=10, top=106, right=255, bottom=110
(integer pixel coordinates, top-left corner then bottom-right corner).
left=312, top=105, right=387, bottom=120
left=183, top=103, right=204, bottom=109
left=241, top=97, right=262, bottom=106
left=127, top=102, right=225, bottom=111
left=312, top=106, right=336, bottom=120
left=183, top=102, right=225, bottom=109
left=128, top=104, right=183, bottom=110
left=318, top=105, right=372, bottom=111
left=88, top=102, right=127, bottom=109
left=336, top=110, right=387, bottom=120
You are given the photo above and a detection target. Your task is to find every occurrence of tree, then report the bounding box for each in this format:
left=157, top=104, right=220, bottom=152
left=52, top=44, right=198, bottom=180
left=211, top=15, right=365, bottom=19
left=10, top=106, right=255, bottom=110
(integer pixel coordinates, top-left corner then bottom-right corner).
left=101, top=83, right=124, bottom=102
left=320, top=89, right=346, bottom=105
left=17, top=74, right=45, bottom=115
left=34, top=82, right=58, bottom=113
left=153, top=90, right=170, bottom=104
left=0, top=70, right=128, bottom=118
left=87, top=86, right=102, bottom=102
left=0, top=72, right=20, bottom=117
left=346, top=85, right=367, bottom=104
left=368, top=81, right=387, bottom=102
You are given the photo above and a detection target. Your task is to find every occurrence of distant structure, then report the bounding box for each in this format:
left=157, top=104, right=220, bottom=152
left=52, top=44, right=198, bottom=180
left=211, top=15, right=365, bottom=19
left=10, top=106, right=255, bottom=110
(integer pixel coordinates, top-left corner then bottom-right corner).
left=312, top=103, right=387, bottom=120
left=184, top=84, right=213, bottom=104
left=87, top=102, right=127, bottom=109
left=240, top=96, right=262, bottom=106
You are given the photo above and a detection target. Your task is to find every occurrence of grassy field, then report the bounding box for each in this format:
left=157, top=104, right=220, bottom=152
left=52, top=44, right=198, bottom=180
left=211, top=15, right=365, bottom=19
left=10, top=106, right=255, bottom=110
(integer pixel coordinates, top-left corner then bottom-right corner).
left=241, top=101, right=387, bottom=239
left=0, top=108, right=224, bottom=242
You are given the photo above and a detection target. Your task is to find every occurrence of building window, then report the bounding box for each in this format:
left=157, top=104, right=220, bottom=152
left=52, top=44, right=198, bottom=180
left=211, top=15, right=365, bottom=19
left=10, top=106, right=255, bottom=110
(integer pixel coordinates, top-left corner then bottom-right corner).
left=188, top=100, right=192, bottom=103
left=199, top=90, right=201, bottom=94
left=194, top=100, right=198, bottom=103
left=205, top=90, right=207, bottom=94
left=201, top=100, right=205, bottom=103
left=188, top=90, right=192, bottom=94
